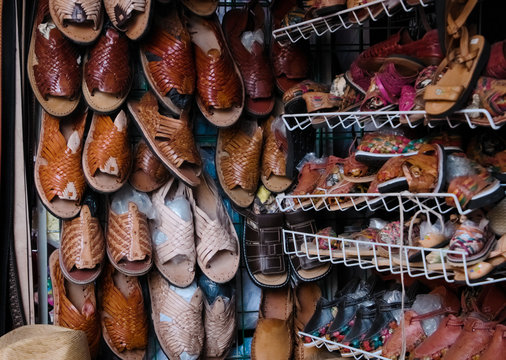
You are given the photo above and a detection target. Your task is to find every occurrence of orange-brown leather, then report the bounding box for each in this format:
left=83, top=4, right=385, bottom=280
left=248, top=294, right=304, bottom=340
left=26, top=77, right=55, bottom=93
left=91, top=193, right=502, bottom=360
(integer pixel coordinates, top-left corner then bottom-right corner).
left=51, top=0, right=102, bottom=29
left=85, top=27, right=131, bottom=97
left=107, top=202, right=151, bottom=264
left=61, top=205, right=104, bottom=272
left=87, top=114, right=131, bottom=180
left=39, top=112, right=86, bottom=203
left=133, top=141, right=170, bottom=184
left=101, top=264, right=148, bottom=352
left=402, top=144, right=439, bottom=193
left=52, top=255, right=100, bottom=357
left=262, top=117, right=286, bottom=179
left=136, top=92, right=201, bottom=167
left=34, top=0, right=81, bottom=100
left=104, top=0, right=146, bottom=30
left=142, top=13, right=195, bottom=97
left=220, top=125, right=263, bottom=192
left=194, top=18, right=242, bottom=110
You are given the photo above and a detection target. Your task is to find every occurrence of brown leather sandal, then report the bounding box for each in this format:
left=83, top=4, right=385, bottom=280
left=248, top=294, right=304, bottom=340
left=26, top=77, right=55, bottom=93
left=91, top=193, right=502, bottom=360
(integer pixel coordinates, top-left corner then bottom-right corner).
left=188, top=13, right=244, bottom=127
left=28, top=0, right=82, bottom=117
left=83, top=26, right=132, bottom=113
left=140, top=4, right=195, bottom=115
left=127, top=91, right=202, bottom=187
left=82, top=111, right=132, bottom=193
left=180, top=0, right=218, bottom=16
left=103, top=0, right=152, bottom=41
left=49, top=0, right=104, bottom=45
left=34, top=109, right=87, bottom=219
left=129, top=140, right=170, bottom=193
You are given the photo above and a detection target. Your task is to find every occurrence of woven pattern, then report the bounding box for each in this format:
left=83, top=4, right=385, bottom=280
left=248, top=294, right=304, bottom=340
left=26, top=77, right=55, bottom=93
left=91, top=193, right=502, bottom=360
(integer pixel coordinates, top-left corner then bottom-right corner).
left=133, top=141, right=170, bottom=184
left=87, top=113, right=131, bottom=180
left=52, top=0, right=101, bottom=29
left=106, top=202, right=151, bottom=264
left=262, top=117, right=286, bottom=178
left=271, top=40, right=309, bottom=79
left=220, top=126, right=262, bottom=192
left=39, top=112, right=86, bottom=203
left=137, top=92, right=201, bottom=167
left=52, top=255, right=100, bottom=357
left=85, top=27, right=131, bottom=96
left=34, top=0, right=81, bottom=100
left=143, top=15, right=195, bottom=97
left=101, top=265, right=148, bottom=352
left=104, top=0, right=146, bottom=29
left=61, top=205, right=104, bottom=271
left=204, top=296, right=236, bottom=358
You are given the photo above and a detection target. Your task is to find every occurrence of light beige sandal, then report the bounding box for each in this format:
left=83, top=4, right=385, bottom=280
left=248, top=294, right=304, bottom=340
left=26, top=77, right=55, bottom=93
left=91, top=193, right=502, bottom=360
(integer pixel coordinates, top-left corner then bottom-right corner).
left=103, top=0, right=153, bottom=41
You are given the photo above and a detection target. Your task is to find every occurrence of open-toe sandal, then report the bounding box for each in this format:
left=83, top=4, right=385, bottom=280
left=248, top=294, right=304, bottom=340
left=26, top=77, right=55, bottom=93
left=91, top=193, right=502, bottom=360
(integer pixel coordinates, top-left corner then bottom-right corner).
left=129, top=140, right=170, bottom=193
left=104, top=0, right=153, bottom=41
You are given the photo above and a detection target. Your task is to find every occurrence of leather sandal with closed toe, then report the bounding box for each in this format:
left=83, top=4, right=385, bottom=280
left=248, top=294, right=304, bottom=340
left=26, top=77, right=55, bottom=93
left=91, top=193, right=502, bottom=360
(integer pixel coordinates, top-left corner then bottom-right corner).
left=103, top=0, right=152, bottom=41
left=129, top=140, right=170, bottom=193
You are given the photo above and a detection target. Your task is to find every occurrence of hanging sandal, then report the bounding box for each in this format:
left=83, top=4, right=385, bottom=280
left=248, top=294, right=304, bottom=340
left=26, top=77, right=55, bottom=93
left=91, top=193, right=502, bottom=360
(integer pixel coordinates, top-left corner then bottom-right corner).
left=180, top=0, right=218, bottom=16
left=129, top=140, right=170, bottom=193
left=436, top=0, right=478, bottom=54
left=103, top=0, right=152, bottom=41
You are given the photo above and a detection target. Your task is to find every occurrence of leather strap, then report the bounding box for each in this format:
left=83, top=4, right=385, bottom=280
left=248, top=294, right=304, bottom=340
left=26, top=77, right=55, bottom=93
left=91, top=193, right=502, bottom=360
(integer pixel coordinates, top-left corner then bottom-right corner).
left=51, top=0, right=102, bottom=29
left=262, top=116, right=286, bottom=179
left=446, top=0, right=478, bottom=41
left=204, top=296, right=236, bottom=358
left=104, top=0, right=146, bottom=29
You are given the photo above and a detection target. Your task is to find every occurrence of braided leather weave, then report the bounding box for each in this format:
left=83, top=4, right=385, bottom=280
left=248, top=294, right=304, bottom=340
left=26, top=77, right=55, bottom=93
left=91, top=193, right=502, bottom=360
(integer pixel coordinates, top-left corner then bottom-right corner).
left=104, top=0, right=146, bottom=29
left=52, top=0, right=102, bottom=29
left=34, top=0, right=81, bottom=100
left=101, top=264, right=148, bottom=351
left=220, top=125, right=262, bottom=192
left=133, top=141, right=170, bottom=184
left=151, top=273, right=203, bottom=358
left=85, top=27, right=131, bottom=97
left=106, top=202, right=151, bottom=264
left=87, top=113, right=131, bottom=180
left=271, top=40, right=309, bottom=80
left=137, top=92, right=201, bottom=167
left=61, top=205, right=104, bottom=272
left=262, top=117, right=286, bottom=179
left=142, top=14, right=195, bottom=97
left=152, top=181, right=195, bottom=265
left=39, top=112, right=86, bottom=203
left=52, top=254, right=100, bottom=357
left=194, top=19, right=242, bottom=110
left=204, top=296, right=236, bottom=358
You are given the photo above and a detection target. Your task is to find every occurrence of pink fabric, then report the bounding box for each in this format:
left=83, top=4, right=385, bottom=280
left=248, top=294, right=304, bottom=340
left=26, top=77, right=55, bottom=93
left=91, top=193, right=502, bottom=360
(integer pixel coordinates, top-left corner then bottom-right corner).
left=399, top=85, right=416, bottom=111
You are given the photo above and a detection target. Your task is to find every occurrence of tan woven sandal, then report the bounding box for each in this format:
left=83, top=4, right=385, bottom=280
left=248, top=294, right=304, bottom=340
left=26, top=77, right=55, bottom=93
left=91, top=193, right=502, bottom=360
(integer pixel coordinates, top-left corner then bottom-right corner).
left=34, top=109, right=87, bottom=220
left=99, top=263, right=148, bottom=360
left=216, top=120, right=263, bottom=208
left=49, top=251, right=101, bottom=358
left=129, top=140, right=170, bottom=193
left=106, top=199, right=152, bottom=276
left=203, top=293, right=236, bottom=359
left=188, top=173, right=239, bottom=283
left=151, top=178, right=196, bottom=287
left=49, top=0, right=104, bottom=45
left=148, top=271, right=204, bottom=360
left=59, top=204, right=105, bottom=284
left=127, top=91, right=202, bottom=187
left=180, top=0, right=218, bottom=16
left=82, top=111, right=132, bottom=193
left=103, top=0, right=152, bottom=41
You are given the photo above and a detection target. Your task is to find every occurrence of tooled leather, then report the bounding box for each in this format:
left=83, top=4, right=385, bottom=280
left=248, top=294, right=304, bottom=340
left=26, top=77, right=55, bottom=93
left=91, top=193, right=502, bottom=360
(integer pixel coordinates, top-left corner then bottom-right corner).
left=133, top=141, right=170, bottom=184
left=106, top=202, right=151, bottom=264
left=143, top=12, right=195, bottom=97
left=39, top=112, right=86, bottom=203
left=85, top=27, right=131, bottom=97
left=104, top=0, right=146, bottom=29
left=87, top=113, right=131, bottom=180
left=61, top=205, right=104, bottom=272
left=262, top=117, right=286, bottom=179
left=34, top=0, right=81, bottom=100
left=137, top=92, right=201, bottom=167
left=220, top=125, right=262, bottom=192
left=101, top=264, right=148, bottom=352
left=194, top=19, right=242, bottom=110
left=52, top=255, right=100, bottom=357
left=52, top=0, right=102, bottom=29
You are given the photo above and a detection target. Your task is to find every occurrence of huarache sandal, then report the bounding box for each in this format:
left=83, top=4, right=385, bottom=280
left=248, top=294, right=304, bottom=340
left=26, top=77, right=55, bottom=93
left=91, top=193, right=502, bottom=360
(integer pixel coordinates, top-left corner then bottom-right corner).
left=82, top=111, right=132, bottom=193
left=180, top=0, right=218, bottom=16
left=140, top=4, right=195, bottom=115
left=127, top=91, right=202, bottom=187
left=83, top=26, right=132, bottom=113
left=49, top=250, right=101, bottom=358
left=148, top=271, right=204, bottom=360
left=188, top=13, right=244, bottom=127
left=129, top=140, right=170, bottom=193
left=465, top=77, right=506, bottom=127
left=282, top=80, right=329, bottom=115
left=480, top=324, right=506, bottom=360
left=49, top=0, right=104, bottom=44
left=293, top=283, right=322, bottom=354
left=103, top=0, right=152, bottom=40
left=485, top=40, right=506, bottom=79
left=34, top=109, right=87, bottom=219
left=28, top=0, right=82, bottom=117
left=99, top=263, right=148, bottom=360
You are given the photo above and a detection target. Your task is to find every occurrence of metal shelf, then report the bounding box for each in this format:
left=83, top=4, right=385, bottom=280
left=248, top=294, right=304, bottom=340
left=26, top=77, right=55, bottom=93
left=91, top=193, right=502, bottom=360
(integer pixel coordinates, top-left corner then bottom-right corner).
left=282, top=108, right=502, bottom=131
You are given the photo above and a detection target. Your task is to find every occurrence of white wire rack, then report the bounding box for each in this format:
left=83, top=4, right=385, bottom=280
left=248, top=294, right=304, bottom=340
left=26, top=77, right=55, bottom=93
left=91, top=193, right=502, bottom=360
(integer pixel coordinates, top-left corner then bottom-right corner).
left=283, top=229, right=506, bottom=287
left=281, top=108, right=502, bottom=131
left=272, top=0, right=427, bottom=45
